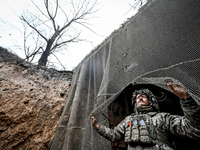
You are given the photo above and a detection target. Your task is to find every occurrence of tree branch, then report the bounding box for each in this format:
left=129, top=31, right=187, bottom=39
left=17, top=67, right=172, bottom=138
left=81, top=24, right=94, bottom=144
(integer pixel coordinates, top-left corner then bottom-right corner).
left=31, top=0, right=48, bottom=19
left=58, top=4, right=69, bottom=23
left=74, top=21, right=99, bottom=36
left=51, top=53, right=66, bottom=70
left=53, top=0, right=59, bottom=19
left=20, top=16, right=48, bottom=42
left=51, top=35, right=80, bottom=51
left=45, top=0, right=57, bottom=31
left=29, top=12, right=53, bottom=30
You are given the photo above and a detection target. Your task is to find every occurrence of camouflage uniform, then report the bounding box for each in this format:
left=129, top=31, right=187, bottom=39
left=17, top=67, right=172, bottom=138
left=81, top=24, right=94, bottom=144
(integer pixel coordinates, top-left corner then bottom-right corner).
left=96, top=96, right=200, bottom=150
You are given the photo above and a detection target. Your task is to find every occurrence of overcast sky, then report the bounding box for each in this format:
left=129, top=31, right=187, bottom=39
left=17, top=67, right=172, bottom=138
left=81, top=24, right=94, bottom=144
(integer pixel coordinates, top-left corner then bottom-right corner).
left=0, top=0, right=147, bottom=70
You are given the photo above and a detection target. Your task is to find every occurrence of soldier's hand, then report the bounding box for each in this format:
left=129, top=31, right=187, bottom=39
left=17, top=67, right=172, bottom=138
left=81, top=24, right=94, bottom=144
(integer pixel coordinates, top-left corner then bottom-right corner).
left=91, top=113, right=99, bottom=129
left=165, top=79, right=189, bottom=99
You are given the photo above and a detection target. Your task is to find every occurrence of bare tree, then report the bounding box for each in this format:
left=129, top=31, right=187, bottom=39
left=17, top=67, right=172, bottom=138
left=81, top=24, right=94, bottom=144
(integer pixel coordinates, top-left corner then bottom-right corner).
left=20, top=0, right=98, bottom=67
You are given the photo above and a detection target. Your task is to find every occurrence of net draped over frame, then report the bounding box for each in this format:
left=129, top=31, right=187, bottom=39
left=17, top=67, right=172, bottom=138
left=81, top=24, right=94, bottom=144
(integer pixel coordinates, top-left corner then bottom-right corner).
left=50, top=0, right=200, bottom=149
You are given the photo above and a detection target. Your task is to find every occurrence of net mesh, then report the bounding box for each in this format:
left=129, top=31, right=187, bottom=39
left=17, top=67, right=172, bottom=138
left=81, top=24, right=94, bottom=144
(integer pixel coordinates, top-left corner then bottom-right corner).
left=50, top=0, right=200, bottom=149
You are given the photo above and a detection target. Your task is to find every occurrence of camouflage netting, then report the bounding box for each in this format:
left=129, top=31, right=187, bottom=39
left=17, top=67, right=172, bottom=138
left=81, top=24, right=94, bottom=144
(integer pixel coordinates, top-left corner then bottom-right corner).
left=50, top=0, right=200, bottom=149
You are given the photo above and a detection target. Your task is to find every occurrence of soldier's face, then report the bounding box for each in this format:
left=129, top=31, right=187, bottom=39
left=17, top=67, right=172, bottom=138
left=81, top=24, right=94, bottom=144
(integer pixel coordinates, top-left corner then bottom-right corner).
left=136, top=94, right=149, bottom=106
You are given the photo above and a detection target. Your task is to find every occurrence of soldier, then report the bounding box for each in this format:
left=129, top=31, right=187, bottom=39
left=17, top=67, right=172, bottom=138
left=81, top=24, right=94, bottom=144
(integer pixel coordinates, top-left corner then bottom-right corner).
left=91, top=81, right=200, bottom=150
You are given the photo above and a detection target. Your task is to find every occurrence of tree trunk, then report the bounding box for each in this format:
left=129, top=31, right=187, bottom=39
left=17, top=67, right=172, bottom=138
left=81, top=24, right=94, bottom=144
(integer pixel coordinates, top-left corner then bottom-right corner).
left=38, top=40, right=53, bottom=66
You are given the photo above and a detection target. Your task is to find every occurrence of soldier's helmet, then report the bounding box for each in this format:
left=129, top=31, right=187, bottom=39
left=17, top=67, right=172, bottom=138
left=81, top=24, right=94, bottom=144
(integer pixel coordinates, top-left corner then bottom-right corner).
left=131, top=88, right=160, bottom=112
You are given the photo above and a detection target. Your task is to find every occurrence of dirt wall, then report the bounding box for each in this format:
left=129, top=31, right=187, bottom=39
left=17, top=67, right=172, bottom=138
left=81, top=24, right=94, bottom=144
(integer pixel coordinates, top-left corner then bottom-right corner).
left=0, top=47, right=72, bottom=150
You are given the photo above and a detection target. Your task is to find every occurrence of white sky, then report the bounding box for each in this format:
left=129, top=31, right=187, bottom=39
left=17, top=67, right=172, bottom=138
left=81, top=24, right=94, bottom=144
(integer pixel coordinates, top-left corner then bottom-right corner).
left=0, top=0, right=146, bottom=70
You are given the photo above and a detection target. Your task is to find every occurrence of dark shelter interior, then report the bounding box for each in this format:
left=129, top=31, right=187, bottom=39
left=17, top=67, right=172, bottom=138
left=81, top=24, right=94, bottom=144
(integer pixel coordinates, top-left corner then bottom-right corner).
left=50, top=0, right=200, bottom=149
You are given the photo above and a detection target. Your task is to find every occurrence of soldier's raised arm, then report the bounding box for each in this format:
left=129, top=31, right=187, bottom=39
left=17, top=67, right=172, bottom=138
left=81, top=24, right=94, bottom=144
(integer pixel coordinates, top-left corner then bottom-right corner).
left=165, top=80, right=190, bottom=99
left=164, top=79, right=200, bottom=139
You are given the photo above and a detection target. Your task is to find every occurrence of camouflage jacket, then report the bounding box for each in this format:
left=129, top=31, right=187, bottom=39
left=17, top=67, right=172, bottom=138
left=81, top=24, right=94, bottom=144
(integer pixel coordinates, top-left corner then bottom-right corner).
left=96, top=97, right=200, bottom=150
